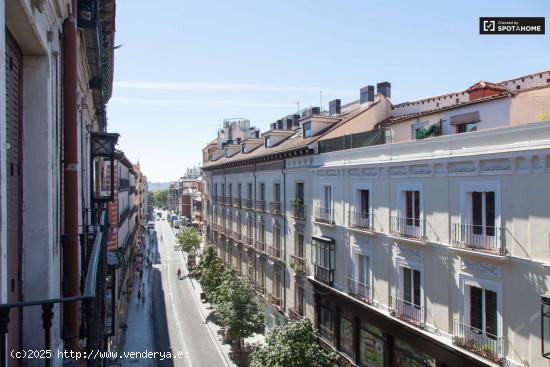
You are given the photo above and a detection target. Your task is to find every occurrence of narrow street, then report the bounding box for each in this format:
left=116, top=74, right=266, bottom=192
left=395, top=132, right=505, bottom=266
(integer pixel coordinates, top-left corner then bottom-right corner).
left=152, top=218, right=227, bottom=367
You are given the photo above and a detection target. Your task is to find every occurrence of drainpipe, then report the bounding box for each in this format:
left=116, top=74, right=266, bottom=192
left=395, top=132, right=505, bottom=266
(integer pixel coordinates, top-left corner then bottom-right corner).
left=62, top=0, right=79, bottom=350
left=282, top=161, right=287, bottom=313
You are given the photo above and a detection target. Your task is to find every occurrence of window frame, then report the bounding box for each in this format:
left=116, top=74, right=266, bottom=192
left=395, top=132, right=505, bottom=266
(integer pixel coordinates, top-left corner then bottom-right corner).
left=395, top=258, right=424, bottom=316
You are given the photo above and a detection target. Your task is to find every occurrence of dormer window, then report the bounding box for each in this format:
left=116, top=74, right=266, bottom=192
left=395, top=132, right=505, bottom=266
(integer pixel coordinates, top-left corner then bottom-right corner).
left=303, top=122, right=312, bottom=138
left=264, top=136, right=270, bottom=147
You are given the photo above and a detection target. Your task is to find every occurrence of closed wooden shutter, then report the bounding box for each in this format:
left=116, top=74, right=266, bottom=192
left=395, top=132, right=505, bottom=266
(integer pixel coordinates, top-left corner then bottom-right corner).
left=6, top=31, right=23, bottom=365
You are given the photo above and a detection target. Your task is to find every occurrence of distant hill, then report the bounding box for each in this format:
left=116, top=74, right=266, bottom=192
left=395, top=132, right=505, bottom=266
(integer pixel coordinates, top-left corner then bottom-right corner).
left=148, top=182, right=170, bottom=191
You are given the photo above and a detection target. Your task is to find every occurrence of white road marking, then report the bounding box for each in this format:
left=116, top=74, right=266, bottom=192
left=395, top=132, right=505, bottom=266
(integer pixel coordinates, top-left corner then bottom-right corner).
left=162, top=223, right=193, bottom=367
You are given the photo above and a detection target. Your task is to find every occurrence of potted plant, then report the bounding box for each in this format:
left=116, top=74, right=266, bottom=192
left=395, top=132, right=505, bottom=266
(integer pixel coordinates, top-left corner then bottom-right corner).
left=289, top=197, right=302, bottom=207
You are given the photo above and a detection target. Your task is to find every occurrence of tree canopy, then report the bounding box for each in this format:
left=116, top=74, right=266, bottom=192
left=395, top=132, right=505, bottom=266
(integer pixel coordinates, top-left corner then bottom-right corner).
left=148, top=189, right=168, bottom=208
left=175, top=226, right=201, bottom=255
left=249, top=319, right=337, bottom=367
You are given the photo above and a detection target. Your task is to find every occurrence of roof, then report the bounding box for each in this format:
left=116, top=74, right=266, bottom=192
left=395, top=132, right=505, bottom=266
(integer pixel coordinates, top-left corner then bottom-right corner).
left=202, top=127, right=318, bottom=170
left=466, top=81, right=507, bottom=92
left=390, top=92, right=510, bottom=123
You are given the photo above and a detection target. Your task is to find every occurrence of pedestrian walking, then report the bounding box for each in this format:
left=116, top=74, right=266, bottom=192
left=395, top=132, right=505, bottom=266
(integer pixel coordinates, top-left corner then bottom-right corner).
left=137, top=288, right=142, bottom=304
left=141, top=284, right=146, bottom=304
left=139, top=268, right=143, bottom=282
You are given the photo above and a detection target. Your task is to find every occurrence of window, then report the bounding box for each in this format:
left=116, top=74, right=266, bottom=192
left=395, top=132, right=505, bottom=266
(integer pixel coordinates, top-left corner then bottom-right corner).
left=457, top=122, right=477, bottom=133
left=355, top=253, right=370, bottom=287
left=247, top=183, right=253, bottom=199
left=258, top=261, right=265, bottom=288
left=214, top=183, right=218, bottom=198
left=258, top=219, right=265, bottom=242
left=274, top=183, right=281, bottom=203
left=259, top=183, right=265, bottom=200
left=273, top=223, right=281, bottom=249
left=312, top=237, right=335, bottom=284
left=247, top=217, right=253, bottom=237
left=468, top=285, right=498, bottom=336
left=296, top=234, right=304, bottom=258
left=273, top=270, right=281, bottom=298
left=393, top=338, right=436, bottom=367
left=319, top=305, right=334, bottom=343
left=359, top=322, right=384, bottom=367
left=303, top=122, right=312, bottom=138
left=340, top=314, right=354, bottom=358
left=323, top=186, right=332, bottom=209
left=238, top=183, right=242, bottom=199
left=401, top=266, right=421, bottom=310
left=229, top=183, right=232, bottom=198
left=296, top=182, right=304, bottom=202
left=264, top=136, right=270, bottom=147
left=405, top=190, right=420, bottom=226
left=236, top=213, right=241, bottom=233
left=471, top=191, right=495, bottom=236
left=295, top=286, right=304, bottom=315
left=221, top=184, right=225, bottom=198
left=359, top=190, right=369, bottom=215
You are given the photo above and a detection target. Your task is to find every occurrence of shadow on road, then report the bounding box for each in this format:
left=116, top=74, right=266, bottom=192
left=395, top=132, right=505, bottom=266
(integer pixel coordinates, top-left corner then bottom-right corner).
left=151, top=266, right=174, bottom=367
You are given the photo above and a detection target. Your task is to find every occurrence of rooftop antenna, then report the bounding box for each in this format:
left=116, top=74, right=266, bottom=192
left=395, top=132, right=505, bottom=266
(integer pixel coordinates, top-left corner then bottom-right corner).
left=320, top=91, right=323, bottom=112
left=296, top=101, right=300, bottom=114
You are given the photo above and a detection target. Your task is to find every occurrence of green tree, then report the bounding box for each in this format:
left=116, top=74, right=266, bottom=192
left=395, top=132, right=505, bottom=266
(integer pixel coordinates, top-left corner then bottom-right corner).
left=213, top=275, right=265, bottom=359
left=249, top=319, right=337, bottom=367
left=150, top=189, right=169, bottom=208
left=175, top=226, right=201, bottom=255
left=196, top=246, right=226, bottom=300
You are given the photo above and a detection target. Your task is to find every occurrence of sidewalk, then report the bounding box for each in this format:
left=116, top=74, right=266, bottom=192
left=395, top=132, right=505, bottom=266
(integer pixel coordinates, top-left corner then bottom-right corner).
left=120, top=233, right=156, bottom=367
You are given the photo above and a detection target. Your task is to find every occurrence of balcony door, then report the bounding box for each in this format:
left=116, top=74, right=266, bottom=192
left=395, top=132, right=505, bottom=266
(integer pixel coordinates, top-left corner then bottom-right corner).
left=470, top=191, right=496, bottom=245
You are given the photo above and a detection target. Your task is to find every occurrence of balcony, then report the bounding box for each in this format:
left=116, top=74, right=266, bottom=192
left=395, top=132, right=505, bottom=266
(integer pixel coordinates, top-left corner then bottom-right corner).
left=289, top=254, right=306, bottom=274
left=349, top=211, right=374, bottom=232
left=266, top=292, right=282, bottom=310
left=254, top=283, right=266, bottom=298
left=347, top=277, right=372, bottom=304
left=390, top=295, right=424, bottom=327
left=291, top=204, right=305, bottom=220
left=314, top=206, right=334, bottom=225
left=232, top=197, right=241, bottom=207
left=255, top=240, right=266, bottom=253
left=389, top=216, right=427, bottom=242
left=242, top=198, right=252, bottom=209
left=269, top=202, right=282, bottom=215
left=289, top=307, right=304, bottom=320
left=255, top=200, right=266, bottom=212
left=452, top=320, right=504, bottom=363
left=222, top=196, right=231, bottom=205
left=232, top=231, right=242, bottom=242
left=242, top=235, right=253, bottom=247
left=267, top=245, right=282, bottom=261
left=313, top=264, right=334, bottom=285
left=318, top=324, right=335, bottom=345
left=451, top=224, right=505, bottom=256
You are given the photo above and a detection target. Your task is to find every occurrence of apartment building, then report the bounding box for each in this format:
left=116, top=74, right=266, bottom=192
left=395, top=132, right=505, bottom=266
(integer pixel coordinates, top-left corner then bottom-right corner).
left=308, top=72, right=550, bottom=367
left=202, top=70, right=550, bottom=367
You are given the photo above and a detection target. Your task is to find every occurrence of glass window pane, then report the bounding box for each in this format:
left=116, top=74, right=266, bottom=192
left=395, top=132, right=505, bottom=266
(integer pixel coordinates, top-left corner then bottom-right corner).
left=485, top=289, right=498, bottom=336
left=394, top=339, right=436, bottom=367
left=340, top=315, right=354, bottom=358
left=470, top=286, right=483, bottom=330
left=359, top=323, right=384, bottom=367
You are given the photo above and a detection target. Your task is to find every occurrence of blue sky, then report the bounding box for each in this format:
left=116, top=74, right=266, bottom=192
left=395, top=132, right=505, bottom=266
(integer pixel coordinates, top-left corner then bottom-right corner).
left=107, top=0, right=549, bottom=182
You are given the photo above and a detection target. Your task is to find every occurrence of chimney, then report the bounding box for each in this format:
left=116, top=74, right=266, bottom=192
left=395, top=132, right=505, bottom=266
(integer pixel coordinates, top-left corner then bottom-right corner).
left=360, top=85, right=375, bottom=104
left=329, top=99, right=341, bottom=115
left=270, top=122, right=276, bottom=130
left=377, top=82, right=391, bottom=98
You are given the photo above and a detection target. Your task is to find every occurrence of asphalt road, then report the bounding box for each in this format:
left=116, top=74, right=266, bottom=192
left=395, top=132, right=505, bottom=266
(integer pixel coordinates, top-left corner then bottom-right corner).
left=153, top=218, right=226, bottom=367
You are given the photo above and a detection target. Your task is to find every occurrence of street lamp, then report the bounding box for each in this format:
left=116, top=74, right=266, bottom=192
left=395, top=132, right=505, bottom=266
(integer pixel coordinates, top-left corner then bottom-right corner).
left=542, top=295, right=550, bottom=358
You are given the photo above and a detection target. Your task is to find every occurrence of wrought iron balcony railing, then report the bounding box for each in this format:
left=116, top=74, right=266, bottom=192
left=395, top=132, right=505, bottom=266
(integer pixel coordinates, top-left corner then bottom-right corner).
left=232, top=231, right=242, bottom=242
left=314, top=206, right=334, bottom=224
left=452, top=319, right=504, bottom=363
left=347, top=277, right=372, bottom=304
left=255, top=200, right=266, bottom=212
left=242, top=235, right=253, bottom=247
left=242, top=198, right=252, bottom=209
left=289, top=307, right=304, bottom=320
left=254, top=240, right=266, bottom=253
left=390, top=216, right=426, bottom=242
left=318, top=324, right=335, bottom=345
left=289, top=254, right=306, bottom=273
left=267, top=245, right=282, bottom=260
left=269, top=202, right=282, bottom=215
left=390, top=295, right=424, bottom=327
left=232, top=197, right=241, bottom=207
left=313, top=264, right=334, bottom=285
left=451, top=223, right=505, bottom=256
left=349, top=211, right=374, bottom=232
left=0, top=210, right=109, bottom=367
left=266, top=292, right=282, bottom=309
left=291, top=204, right=305, bottom=220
